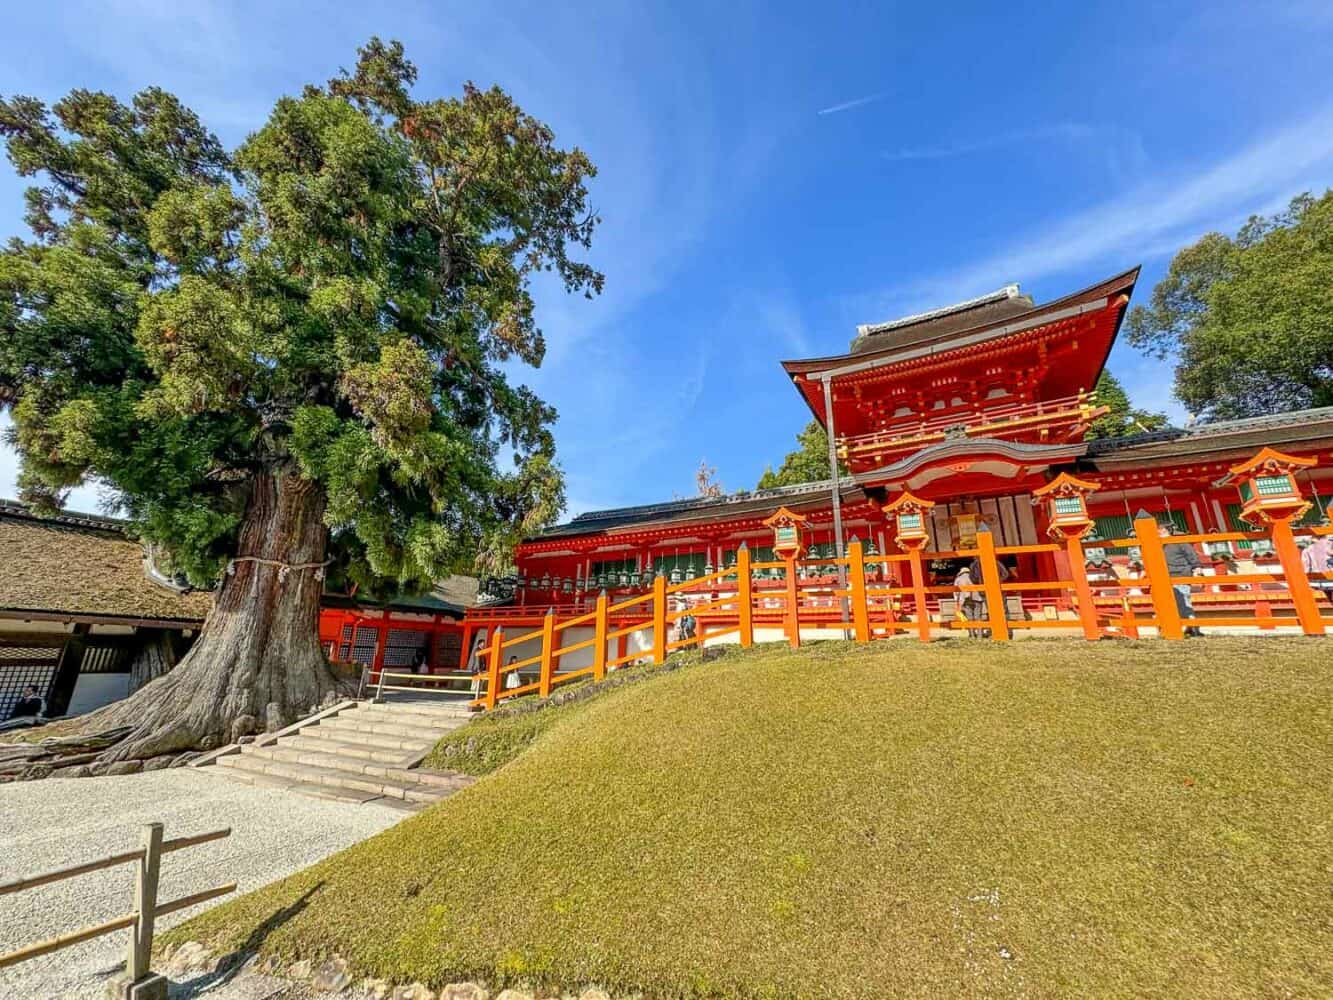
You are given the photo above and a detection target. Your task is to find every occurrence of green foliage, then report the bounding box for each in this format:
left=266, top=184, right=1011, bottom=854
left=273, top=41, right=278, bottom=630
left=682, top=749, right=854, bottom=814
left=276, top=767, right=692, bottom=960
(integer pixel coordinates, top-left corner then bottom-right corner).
left=171, top=638, right=1333, bottom=998
left=0, top=39, right=599, bottom=589
left=1086, top=370, right=1170, bottom=439
left=1127, top=191, right=1333, bottom=419
left=757, top=419, right=843, bottom=489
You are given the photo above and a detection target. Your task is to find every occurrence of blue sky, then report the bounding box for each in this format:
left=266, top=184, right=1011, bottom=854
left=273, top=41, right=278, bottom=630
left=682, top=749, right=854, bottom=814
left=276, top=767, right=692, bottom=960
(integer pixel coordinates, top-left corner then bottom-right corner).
left=4, top=1, right=1333, bottom=518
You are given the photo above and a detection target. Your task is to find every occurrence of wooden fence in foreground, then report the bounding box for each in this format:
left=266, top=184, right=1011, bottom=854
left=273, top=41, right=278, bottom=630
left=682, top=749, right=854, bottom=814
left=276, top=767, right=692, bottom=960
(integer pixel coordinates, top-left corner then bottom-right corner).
left=469, top=518, right=1331, bottom=711
left=0, top=823, right=234, bottom=998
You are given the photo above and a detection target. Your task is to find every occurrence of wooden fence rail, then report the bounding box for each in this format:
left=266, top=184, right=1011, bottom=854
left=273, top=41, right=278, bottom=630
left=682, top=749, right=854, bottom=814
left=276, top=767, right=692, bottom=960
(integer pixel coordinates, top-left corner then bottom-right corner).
left=464, top=519, right=1330, bottom=711
left=0, top=823, right=234, bottom=999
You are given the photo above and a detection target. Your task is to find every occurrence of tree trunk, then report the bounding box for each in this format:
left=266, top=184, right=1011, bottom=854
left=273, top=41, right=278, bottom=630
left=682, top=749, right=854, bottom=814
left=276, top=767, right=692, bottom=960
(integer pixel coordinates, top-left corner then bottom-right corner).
left=127, top=629, right=180, bottom=694
left=80, top=469, right=348, bottom=763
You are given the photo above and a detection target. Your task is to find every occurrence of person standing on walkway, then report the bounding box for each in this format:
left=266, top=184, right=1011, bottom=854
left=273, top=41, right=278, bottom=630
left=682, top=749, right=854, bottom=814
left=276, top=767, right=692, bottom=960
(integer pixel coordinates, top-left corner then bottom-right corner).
left=1158, top=517, right=1204, bottom=636
left=1301, top=528, right=1333, bottom=593
left=954, top=563, right=986, bottom=638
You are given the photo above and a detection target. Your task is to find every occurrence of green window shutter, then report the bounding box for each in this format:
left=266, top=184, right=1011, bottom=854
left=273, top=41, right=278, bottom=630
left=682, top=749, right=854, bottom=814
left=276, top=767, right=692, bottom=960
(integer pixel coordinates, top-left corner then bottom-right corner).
left=1092, top=514, right=1131, bottom=540
left=1224, top=503, right=1254, bottom=550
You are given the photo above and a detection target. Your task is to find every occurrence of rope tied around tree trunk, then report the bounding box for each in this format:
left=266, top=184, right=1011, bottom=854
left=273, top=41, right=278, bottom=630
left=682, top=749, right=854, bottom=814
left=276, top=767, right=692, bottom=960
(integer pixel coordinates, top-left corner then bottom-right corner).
left=225, top=556, right=333, bottom=583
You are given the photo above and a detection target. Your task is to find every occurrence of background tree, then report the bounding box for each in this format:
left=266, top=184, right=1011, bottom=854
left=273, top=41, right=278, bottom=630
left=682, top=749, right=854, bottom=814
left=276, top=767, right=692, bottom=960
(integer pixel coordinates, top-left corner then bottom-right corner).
left=1086, top=371, right=1170, bottom=439
left=757, top=419, right=845, bottom=489
left=1127, top=191, right=1333, bottom=419
left=695, top=459, right=724, bottom=497
left=0, top=39, right=600, bottom=762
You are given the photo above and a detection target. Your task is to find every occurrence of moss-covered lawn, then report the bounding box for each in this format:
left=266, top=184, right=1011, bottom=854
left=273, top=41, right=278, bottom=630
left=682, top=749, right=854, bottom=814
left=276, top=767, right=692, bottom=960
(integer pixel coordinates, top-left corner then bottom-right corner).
left=168, top=638, right=1333, bottom=998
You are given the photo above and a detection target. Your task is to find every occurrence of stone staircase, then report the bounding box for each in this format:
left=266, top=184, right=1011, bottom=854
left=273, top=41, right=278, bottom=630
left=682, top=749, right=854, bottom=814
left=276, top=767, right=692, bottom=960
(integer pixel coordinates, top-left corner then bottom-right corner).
left=206, top=699, right=476, bottom=810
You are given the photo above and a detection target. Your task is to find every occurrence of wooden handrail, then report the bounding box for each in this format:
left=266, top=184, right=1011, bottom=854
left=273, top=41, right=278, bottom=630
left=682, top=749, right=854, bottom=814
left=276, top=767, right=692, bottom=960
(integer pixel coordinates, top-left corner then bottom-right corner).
left=0, top=823, right=235, bottom=982
left=464, top=516, right=1329, bottom=710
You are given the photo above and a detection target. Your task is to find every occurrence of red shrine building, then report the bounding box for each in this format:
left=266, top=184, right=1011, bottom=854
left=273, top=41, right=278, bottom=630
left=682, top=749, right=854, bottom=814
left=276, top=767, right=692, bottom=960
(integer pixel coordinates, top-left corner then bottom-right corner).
left=498, top=267, right=1333, bottom=623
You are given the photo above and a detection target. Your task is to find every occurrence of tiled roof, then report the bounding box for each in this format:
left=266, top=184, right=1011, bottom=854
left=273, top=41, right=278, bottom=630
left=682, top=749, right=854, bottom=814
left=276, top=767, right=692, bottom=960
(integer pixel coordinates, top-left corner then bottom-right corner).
left=533, top=479, right=857, bottom=539
left=1087, top=407, right=1333, bottom=463
left=851, top=285, right=1036, bottom=355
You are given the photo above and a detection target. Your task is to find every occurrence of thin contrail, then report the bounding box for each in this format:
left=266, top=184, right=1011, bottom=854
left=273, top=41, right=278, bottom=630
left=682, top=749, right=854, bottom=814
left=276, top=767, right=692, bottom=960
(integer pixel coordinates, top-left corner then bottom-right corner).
left=817, top=93, right=885, bottom=116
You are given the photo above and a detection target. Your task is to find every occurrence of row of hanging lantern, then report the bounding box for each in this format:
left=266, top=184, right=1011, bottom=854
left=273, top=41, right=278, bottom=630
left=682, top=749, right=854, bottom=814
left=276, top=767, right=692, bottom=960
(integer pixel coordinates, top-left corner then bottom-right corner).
left=513, top=531, right=888, bottom=596
left=513, top=557, right=722, bottom=594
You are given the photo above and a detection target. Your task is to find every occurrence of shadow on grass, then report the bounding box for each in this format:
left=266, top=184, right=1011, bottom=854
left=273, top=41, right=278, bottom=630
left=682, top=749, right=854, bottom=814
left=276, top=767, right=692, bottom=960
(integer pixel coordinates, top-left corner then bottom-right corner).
left=166, top=881, right=323, bottom=998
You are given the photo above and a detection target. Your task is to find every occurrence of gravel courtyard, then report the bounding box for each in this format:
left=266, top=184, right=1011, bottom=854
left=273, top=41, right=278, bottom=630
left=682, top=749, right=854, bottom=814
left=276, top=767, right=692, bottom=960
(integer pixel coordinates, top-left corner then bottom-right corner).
left=0, top=769, right=403, bottom=1000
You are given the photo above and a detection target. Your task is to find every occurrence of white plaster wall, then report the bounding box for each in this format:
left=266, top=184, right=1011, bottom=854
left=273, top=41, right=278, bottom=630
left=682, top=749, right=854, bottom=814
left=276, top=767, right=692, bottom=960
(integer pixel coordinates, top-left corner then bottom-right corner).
left=66, top=673, right=131, bottom=717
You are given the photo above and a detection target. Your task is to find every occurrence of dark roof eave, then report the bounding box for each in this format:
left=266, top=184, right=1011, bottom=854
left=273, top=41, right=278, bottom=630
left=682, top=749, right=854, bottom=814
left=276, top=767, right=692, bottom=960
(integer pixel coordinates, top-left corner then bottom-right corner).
left=780, top=265, right=1141, bottom=378
left=1086, top=407, right=1333, bottom=467
left=0, top=606, right=206, bottom=628
left=528, top=481, right=867, bottom=542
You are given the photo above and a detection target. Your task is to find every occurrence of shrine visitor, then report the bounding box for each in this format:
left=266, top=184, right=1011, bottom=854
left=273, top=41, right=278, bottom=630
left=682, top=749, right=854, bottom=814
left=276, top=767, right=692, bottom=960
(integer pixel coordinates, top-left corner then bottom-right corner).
left=953, top=563, right=986, bottom=638
left=505, top=655, right=522, bottom=691
left=1157, top=516, right=1204, bottom=637
left=9, top=685, right=44, bottom=720
left=1301, top=530, right=1333, bottom=591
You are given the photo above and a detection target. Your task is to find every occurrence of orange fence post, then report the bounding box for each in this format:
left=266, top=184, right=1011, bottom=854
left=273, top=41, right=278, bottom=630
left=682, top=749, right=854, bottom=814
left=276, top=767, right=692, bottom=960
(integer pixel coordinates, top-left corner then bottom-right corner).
left=975, top=530, right=1010, bottom=641
left=847, top=540, right=870, bottom=643
left=485, top=627, right=503, bottom=709
left=652, top=573, right=667, bottom=664
left=736, top=544, right=754, bottom=648
left=592, top=591, right=608, bottom=681
left=908, top=547, right=931, bottom=642
left=784, top=555, right=801, bottom=649
left=539, top=609, right=556, bottom=697
left=1133, top=517, right=1183, bottom=640
left=1065, top=536, right=1101, bottom=640
left=457, top=622, right=474, bottom=672
left=1270, top=518, right=1325, bottom=636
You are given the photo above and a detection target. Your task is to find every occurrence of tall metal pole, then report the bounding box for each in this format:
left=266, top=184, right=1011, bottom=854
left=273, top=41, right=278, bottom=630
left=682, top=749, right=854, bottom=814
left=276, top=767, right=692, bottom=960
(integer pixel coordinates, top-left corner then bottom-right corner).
left=822, top=374, right=850, bottom=628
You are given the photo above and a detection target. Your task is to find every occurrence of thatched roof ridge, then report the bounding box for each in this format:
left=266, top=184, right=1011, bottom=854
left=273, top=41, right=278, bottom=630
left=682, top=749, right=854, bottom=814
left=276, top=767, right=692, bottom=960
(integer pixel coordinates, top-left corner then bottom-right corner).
left=0, top=502, right=212, bottom=624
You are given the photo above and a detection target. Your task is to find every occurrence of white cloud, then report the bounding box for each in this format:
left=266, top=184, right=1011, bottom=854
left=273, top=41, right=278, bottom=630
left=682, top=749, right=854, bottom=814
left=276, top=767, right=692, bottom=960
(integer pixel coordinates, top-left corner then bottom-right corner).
left=856, top=101, right=1333, bottom=318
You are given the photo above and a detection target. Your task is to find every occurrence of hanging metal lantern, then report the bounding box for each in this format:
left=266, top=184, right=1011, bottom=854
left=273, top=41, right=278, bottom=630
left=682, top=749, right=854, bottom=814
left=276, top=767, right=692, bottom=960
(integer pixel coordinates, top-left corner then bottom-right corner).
left=539, top=572, right=551, bottom=590
left=724, top=552, right=736, bottom=570
left=615, top=570, right=627, bottom=588
left=686, top=563, right=697, bottom=581
left=703, top=559, right=714, bottom=576
left=629, top=569, right=641, bottom=588
left=670, top=564, right=682, bottom=585
left=866, top=539, right=878, bottom=557
left=516, top=573, right=527, bottom=589
left=561, top=577, right=573, bottom=594
left=574, top=575, right=585, bottom=592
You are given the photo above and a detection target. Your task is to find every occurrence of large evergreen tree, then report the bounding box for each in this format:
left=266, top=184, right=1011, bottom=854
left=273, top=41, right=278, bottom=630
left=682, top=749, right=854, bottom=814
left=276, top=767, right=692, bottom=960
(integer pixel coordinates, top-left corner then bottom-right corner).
left=1126, top=191, right=1333, bottom=419
left=1086, top=371, right=1169, bottom=439
left=757, top=419, right=843, bottom=489
left=0, top=40, right=600, bottom=761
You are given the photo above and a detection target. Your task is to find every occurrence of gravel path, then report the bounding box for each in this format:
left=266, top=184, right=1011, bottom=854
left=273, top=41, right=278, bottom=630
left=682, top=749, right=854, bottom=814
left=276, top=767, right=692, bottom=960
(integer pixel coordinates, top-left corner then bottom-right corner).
left=0, top=769, right=403, bottom=1000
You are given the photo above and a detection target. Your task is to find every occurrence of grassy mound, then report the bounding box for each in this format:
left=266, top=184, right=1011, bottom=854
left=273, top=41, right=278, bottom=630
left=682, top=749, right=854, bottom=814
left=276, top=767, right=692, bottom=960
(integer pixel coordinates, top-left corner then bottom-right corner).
left=169, top=638, right=1333, bottom=998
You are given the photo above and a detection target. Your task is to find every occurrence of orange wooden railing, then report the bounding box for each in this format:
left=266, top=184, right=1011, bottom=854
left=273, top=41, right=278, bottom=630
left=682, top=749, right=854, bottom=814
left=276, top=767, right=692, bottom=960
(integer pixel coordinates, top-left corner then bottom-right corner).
left=467, top=519, right=1330, bottom=709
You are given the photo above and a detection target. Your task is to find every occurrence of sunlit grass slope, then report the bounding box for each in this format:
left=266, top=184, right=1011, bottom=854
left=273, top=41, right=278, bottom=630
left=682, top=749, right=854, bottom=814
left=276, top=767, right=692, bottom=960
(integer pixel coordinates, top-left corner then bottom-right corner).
left=169, top=638, right=1333, bottom=998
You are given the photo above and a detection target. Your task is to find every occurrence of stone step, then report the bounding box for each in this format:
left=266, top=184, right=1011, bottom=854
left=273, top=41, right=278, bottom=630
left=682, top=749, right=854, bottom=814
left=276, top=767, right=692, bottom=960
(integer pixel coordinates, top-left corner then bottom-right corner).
left=218, top=751, right=448, bottom=802
left=214, top=766, right=387, bottom=804
left=362, top=699, right=474, bottom=720
left=303, top=722, right=432, bottom=752
left=241, top=743, right=414, bottom=776
left=355, top=705, right=472, bottom=731
left=284, top=733, right=428, bottom=763
left=316, top=715, right=455, bottom=741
